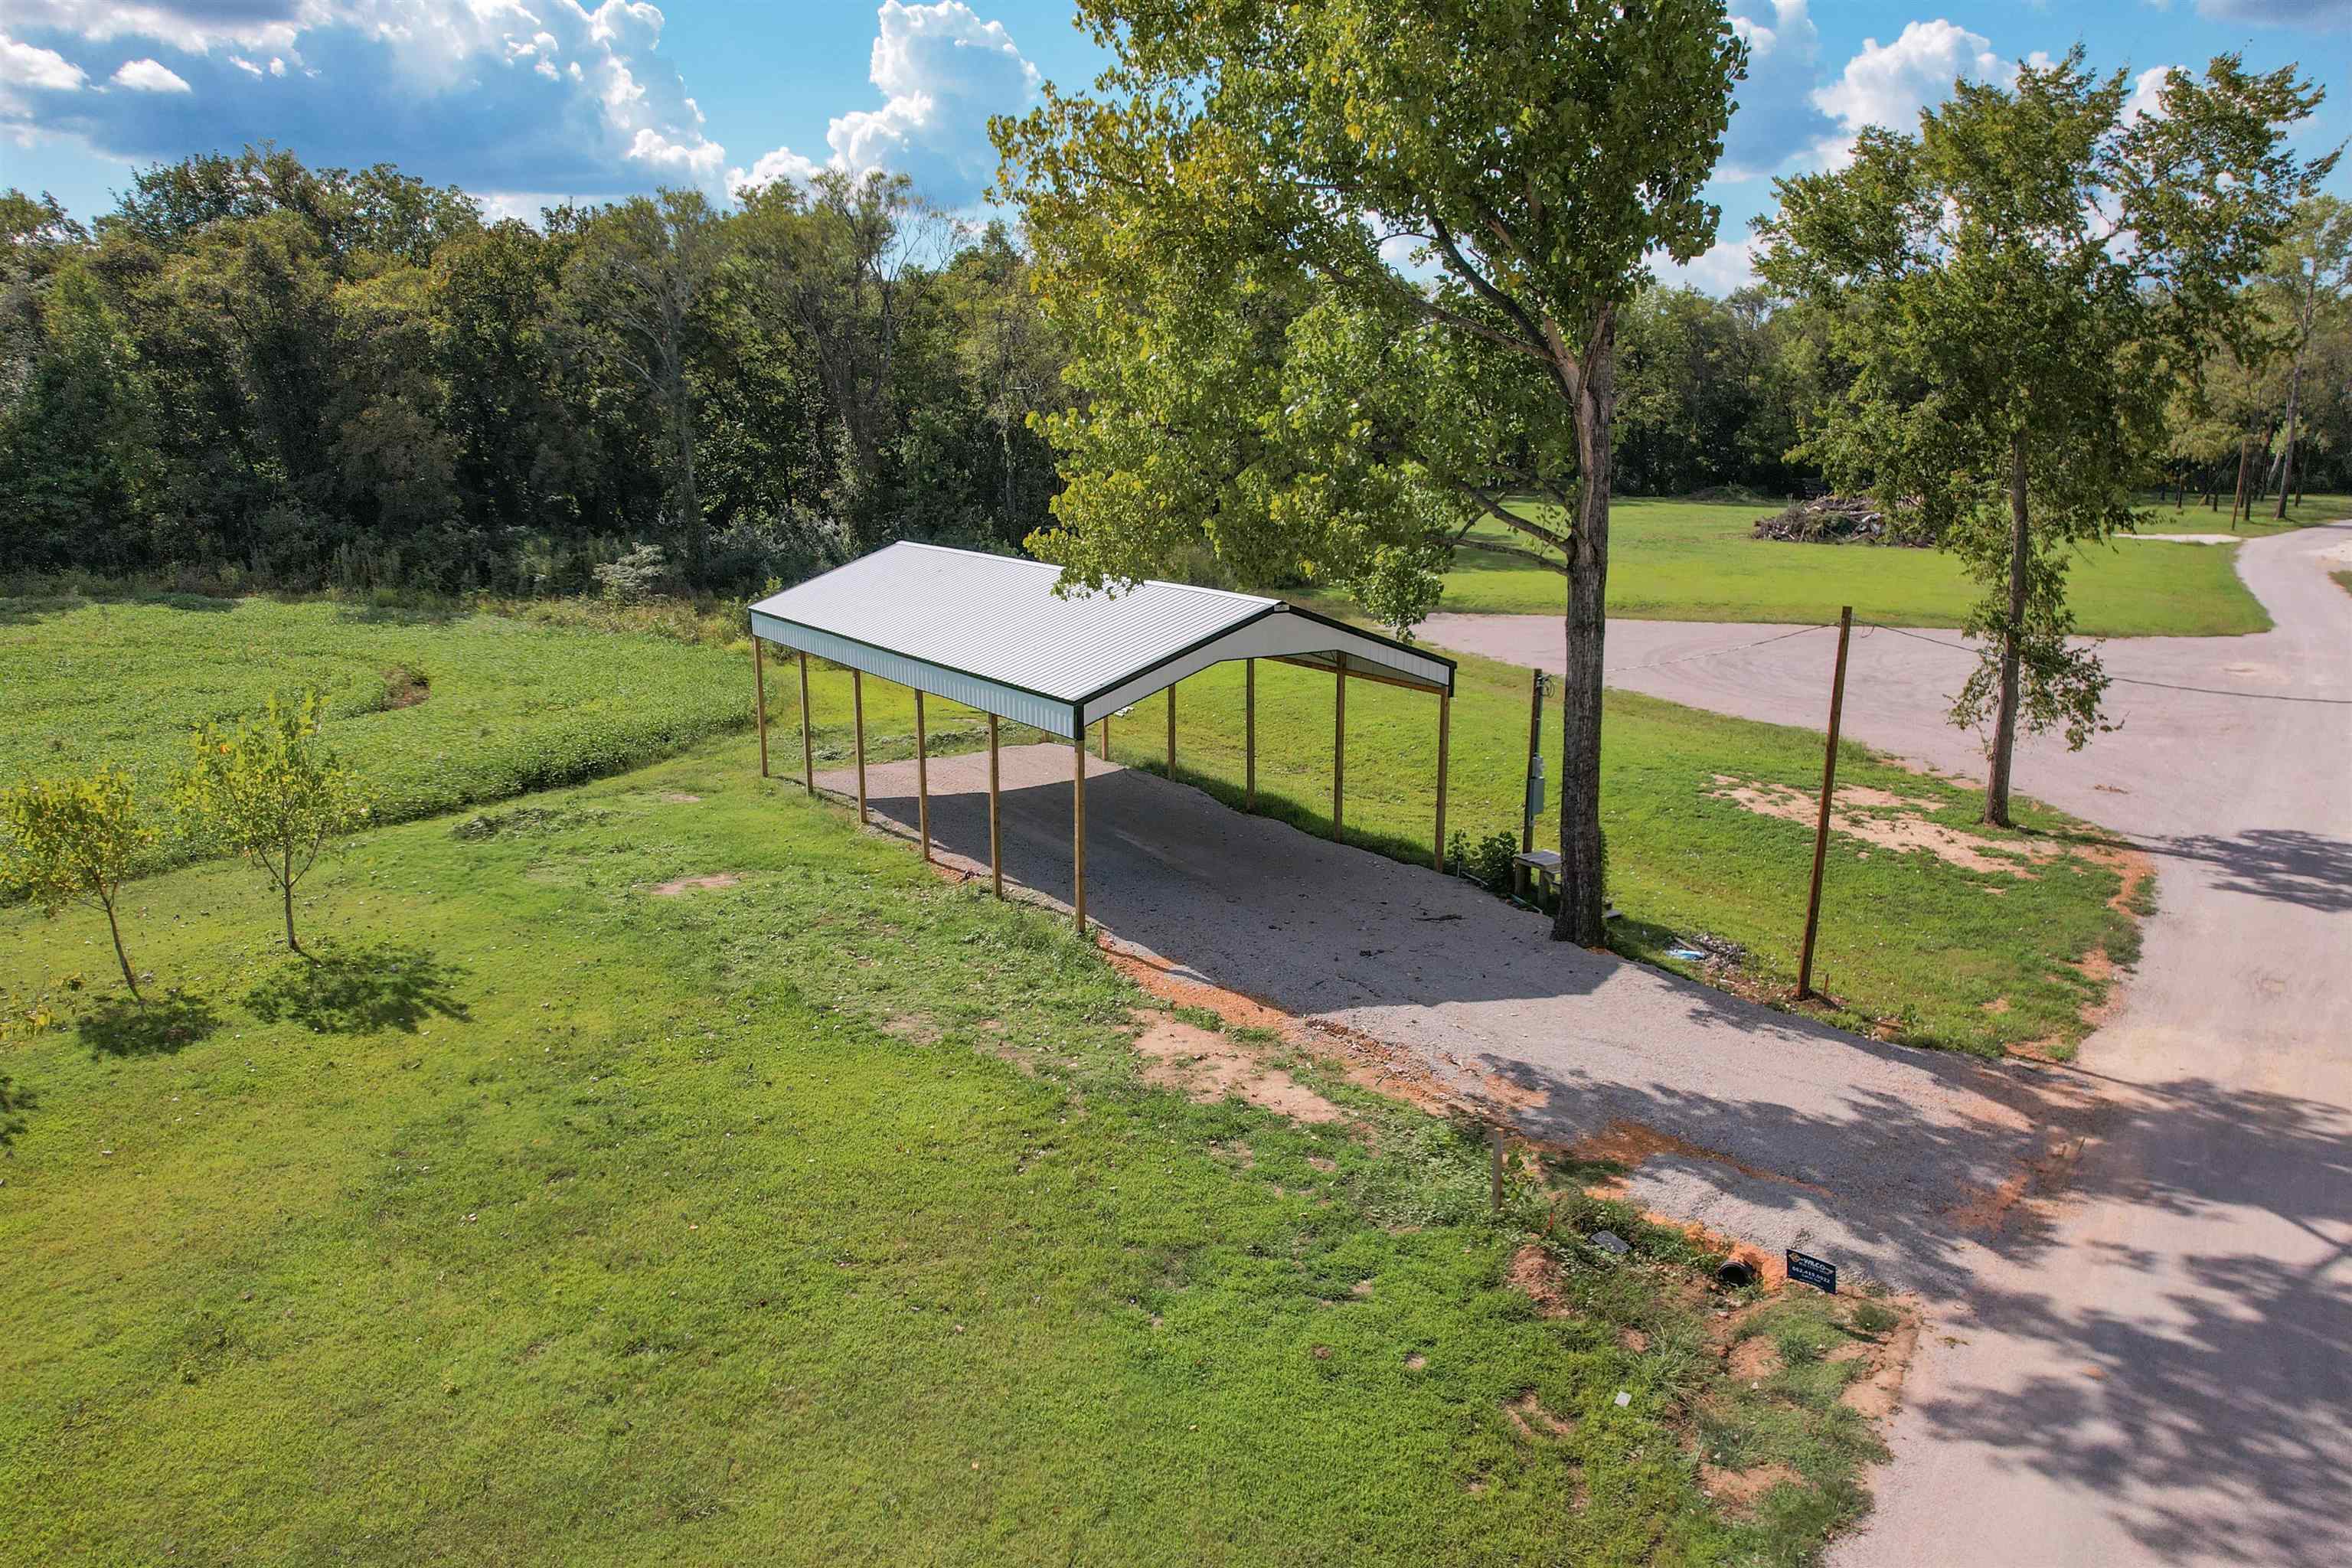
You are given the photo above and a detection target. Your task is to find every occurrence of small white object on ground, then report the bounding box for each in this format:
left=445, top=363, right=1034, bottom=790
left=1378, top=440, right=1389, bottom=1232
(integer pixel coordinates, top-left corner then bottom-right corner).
left=1613, top=1390, right=1632, bottom=1408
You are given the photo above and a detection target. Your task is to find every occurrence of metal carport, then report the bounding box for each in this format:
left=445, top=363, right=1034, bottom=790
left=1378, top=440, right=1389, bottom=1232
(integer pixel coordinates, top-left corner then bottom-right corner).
left=746, top=542, right=1455, bottom=930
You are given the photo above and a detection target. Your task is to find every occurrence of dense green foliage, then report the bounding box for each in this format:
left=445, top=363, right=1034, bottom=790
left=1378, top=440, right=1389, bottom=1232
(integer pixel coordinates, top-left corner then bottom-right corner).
left=175, top=691, right=374, bottom=952
left=0, top=155, right=1065, bottom=593
left=2, top=741, right=1901, bottom=1566
left=1756, top=51, right=2331, bottom=822
left=0, top=763, right=154, bottom=995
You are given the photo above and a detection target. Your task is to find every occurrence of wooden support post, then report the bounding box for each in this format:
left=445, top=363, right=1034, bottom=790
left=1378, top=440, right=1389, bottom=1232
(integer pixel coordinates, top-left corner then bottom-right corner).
left=1072, top=737, right=1088, bottom=934
left=753, top=638, right=769, bottom=778
left=1098, top=715, right=1109, bottom=761
left=1521, top=668, right=1544, bottom=855
left=1331, top=654, right=1346, bottom=841
left=1244, top=659, right=1256, bottom=811
left=851, top=668, right=867, bottom=824
left=1435, top=691, right=1450, bottom=873
left=1797, top=607, right=1854, bottom=1001
left=913, top=688, right=930, bottom=861
left=796, top=651, right=815, bottom=796
left=1166, top=681, right=1177, bottom=776
left=988, top=714, right=1003, bottom=899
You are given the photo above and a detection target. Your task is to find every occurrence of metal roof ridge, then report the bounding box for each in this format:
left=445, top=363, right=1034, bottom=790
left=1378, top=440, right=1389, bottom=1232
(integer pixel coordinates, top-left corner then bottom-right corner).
left=880, top=539, right=1280, bottom=612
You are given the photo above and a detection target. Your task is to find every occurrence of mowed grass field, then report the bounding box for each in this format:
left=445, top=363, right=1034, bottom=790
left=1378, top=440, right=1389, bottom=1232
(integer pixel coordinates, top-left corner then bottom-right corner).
left=1433, top=497, right=2314, bottom=635
left=4, top=741, right=1905, bottom=1567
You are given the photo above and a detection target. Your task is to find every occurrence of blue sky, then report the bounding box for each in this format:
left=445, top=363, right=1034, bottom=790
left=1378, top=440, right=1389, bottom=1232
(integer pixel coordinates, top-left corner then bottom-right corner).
left=2, top=2, right=2344, bottom=291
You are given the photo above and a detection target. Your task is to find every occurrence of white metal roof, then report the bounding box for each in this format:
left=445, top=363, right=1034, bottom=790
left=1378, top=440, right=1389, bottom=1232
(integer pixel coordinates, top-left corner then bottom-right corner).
left=749, top=541, right=1452, bottom=738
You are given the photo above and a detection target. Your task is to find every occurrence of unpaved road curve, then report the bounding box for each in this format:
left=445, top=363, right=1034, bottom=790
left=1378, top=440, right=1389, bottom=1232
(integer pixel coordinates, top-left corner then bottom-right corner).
left=1429, top=522, right=2352, bottom=1568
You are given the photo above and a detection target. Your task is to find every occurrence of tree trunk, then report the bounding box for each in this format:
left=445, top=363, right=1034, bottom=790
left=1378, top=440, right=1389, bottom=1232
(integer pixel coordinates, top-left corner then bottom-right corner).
left=1552, top=310, right=1615, bottom=946
left=2274, top=341, right=2308, bottom=523
left=283, top=877, right=302, bottom=955
left=671, top=374, right=704, bottom=583
left=1984, top=431, right=2030, bottom=828
left=104, top=900, right=141, bottom=1001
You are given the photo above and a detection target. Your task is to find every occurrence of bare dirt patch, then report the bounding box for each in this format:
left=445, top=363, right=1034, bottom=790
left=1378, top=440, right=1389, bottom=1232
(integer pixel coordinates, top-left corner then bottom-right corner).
left=659, top=791, right=703, bottom=803
left=647, top=873, right=742, bottom=897
left=1508, top=1243, right=1574, bottom=1317
left=1700, top=1461, right=1802, bottom=1514
left=1504, top=1390, right=1578, bottom=1440
left=1944, top=1129, right=2088, bottom=1235
left=1571, top=1117, right=1830, bottom=1199
left=1727, top=1334, right=1782, bottom=1382
left=1128, top=1009, right=1347, bottom=1125
left=1840, top=1312, right=1921, bottom=1419
left=1710, top=774, right=2058, bottom=877
left=880, top=1013, right=942, bottom=1046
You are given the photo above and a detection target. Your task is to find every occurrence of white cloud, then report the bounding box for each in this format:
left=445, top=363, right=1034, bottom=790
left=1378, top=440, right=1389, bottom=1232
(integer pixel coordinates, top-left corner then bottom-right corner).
left=732, top=2, right=1040, bottom=206
left=2123, top=64, right=2176, bottom=124
left=110, top=57, right=192, bottom=92
left=1720, top=0, right=1832, bottom=180
left=1811, top=20, right=2007, bottom=168
left=2196, top=0, right=2345, bottom=25
left=730, top=144, right=824, bottom=197
left=0, top=0, right=729, bottom=199
left=2, top=34, right=91, bottom=94
left=1649, top=235, right=1760, bottom=295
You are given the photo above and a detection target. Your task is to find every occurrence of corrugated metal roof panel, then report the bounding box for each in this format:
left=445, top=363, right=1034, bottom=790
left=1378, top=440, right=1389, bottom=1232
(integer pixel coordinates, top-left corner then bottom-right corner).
left=749, top=542, right=1451, bottom=728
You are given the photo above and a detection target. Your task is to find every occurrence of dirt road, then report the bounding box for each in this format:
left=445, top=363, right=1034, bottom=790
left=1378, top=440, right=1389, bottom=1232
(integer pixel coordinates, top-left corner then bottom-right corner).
left=1429, top=522, right=2352, bottom=1566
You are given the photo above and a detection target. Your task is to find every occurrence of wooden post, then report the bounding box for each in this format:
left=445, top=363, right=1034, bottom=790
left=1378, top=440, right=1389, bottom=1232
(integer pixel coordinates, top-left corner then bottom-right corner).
left=1521, top=668, right=1544, bottom=855
left=913, top=688, right=930, bottom=861
left=753, top=639, right=769, bottom=778
left=1098, top=715, right=1109, bottom=761
left=988, top=714, right=1003, bottom=899
left=1797, top=607, right=1854, bottom=1002
left=1434, top=691, right=1450, bottom=873
left=796, top=651, right=815, bottom=795
left=1072, top=737, right=1087, bottom=934
left=1331, top=654, right=1346, bottom=841
left=852, top=668, right=867, bottom=824
left=1166, top=681, right=1177, bottom=776
left=1244, top=659, right=1256, bottom=811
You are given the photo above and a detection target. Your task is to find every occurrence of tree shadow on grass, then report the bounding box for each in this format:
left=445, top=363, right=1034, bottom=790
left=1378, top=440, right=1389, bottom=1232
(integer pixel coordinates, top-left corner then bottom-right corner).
left=77, top=993, right=223, bottom=1058
left=244, top=940, right=471, bottom=1035
left=0, top=1071, right=33, bottom=1148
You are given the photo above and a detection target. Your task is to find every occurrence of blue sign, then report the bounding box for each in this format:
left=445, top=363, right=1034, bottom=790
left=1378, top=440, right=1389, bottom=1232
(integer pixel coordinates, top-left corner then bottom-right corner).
left=1786, top=1250, right=1838, bottom=1294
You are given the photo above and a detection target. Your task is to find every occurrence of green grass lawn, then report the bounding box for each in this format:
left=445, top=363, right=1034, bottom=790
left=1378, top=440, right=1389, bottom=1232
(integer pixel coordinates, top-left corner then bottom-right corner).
left=2, top=743, right=1901, bottom=1566
left=2, top=586, right=2135, bottom=1057
left=2138, top=490, right=2352, bottom=537
left=1435, top=498, right=2277, bottom=635
left=0, top=594, right=756, bottom=858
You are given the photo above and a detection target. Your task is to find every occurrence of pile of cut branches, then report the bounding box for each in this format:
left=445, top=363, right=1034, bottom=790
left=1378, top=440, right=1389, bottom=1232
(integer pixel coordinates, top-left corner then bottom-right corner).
left=1751, top=493, right=1928, bottom=546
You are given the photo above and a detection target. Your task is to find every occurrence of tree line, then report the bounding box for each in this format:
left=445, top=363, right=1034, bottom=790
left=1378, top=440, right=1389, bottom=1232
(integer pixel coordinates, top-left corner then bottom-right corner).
left=8, top=143, right=2338, bottom=604
left=0, top=149, right=1066, bottom=594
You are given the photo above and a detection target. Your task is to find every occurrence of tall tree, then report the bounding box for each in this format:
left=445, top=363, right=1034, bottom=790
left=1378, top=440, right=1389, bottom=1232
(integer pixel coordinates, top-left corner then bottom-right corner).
left=997, top=0, right=1745, bottom=944
left=1757, top=51, right=2331, bottom=824
left=567, top=191, right=727, bottom=580
left=2261, top=195, right=2352, bottom=518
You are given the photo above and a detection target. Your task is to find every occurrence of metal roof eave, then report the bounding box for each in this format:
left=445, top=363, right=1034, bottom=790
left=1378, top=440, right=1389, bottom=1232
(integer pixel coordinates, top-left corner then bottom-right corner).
left=751, top=609, right=1085, bottom=738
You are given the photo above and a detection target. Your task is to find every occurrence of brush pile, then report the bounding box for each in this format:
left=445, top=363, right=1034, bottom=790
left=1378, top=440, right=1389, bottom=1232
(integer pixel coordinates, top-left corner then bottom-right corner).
left=1751, top=493, right=1927, bottom=546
